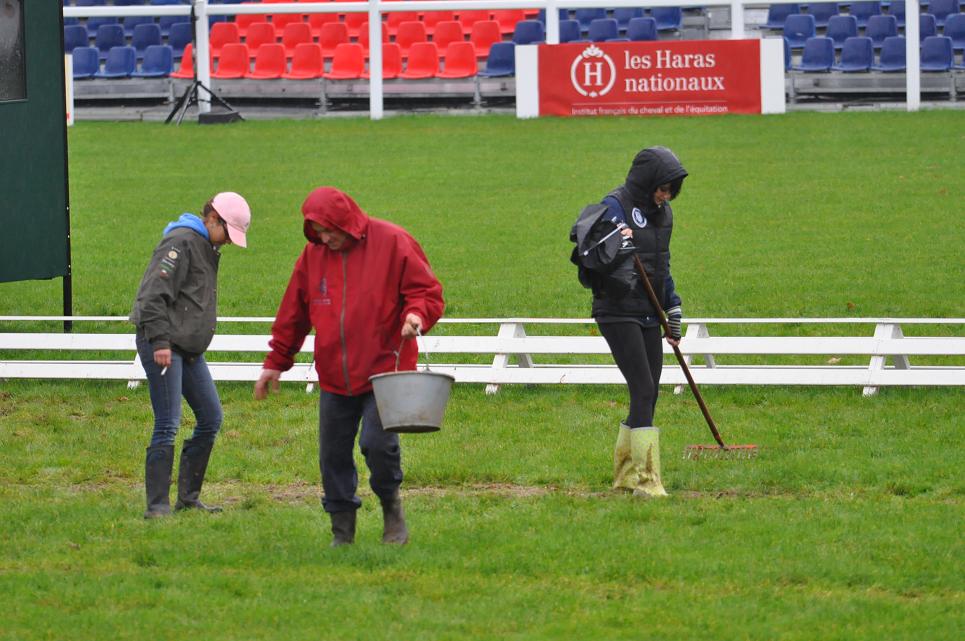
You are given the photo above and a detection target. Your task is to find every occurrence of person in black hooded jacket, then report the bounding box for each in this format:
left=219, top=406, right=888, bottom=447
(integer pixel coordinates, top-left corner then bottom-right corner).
left=590, top=146, right=688, bottom=497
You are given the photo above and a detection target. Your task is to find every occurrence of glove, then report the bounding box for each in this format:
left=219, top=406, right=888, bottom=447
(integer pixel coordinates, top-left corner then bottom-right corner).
left=666, top=306, right=682, bottom=340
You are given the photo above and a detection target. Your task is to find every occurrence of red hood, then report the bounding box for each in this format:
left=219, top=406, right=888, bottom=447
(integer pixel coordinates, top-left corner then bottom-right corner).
left=301, top=187, right=369, bottom=245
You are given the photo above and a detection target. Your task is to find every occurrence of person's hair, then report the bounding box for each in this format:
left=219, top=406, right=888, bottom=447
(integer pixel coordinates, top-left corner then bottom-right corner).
left=202, top=199, right=216, bottom=220
left=668, top=177, right=684, bottom=200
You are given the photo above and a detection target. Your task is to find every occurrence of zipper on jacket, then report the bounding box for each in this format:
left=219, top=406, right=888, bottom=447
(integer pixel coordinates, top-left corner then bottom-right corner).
left=339, top=253, right=353, bottom=395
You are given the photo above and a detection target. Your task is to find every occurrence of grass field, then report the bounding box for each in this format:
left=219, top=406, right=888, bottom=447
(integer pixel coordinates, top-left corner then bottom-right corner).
left=1, top=112, right=963, bottom=640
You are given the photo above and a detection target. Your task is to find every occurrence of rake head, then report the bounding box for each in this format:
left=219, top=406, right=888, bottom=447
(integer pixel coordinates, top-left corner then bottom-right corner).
left=683, top=444, right=759, bottom=460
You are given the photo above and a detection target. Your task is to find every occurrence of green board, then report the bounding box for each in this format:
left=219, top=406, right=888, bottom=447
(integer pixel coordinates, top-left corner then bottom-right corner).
left=0, top=0, right=70, bottom=284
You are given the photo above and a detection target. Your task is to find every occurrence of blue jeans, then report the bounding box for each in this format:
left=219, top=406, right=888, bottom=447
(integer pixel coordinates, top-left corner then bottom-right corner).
left=137, top=334, right=223, bottom=448
left=318, top=390, right=403, bottom=514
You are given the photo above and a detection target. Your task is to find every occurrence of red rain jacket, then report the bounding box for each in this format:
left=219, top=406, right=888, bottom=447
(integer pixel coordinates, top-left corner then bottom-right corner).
left=263, top=187, right=445, bottom=395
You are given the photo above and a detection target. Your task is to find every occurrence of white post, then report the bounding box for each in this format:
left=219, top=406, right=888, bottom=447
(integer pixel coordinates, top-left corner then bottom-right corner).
left=905, top=0, right=920, bottom=111
left=730, top=0, right=745, bottom=39
left=545, top=0, right=560, bottom=45
left=485, top=322, right=533, bottom=395
left=369, top=0, right=383, bottom=120
left=194, top=0, right=212, bottom=114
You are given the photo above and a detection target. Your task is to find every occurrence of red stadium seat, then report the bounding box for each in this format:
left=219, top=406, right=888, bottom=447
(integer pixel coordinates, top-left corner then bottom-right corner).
left=212, top=43, right=249, bottom=78
left=270, top=11, right=305, bottom=33
left=457, top=10, right=491, bottom=32
left=170, top=42, right=195, bottom=79
left=323, top=43, right=365, bottom=79
left=245, top=22, right=277, bottom=55
left=492, top=10, right=526, bottom=36
left=307, top=11, right=340, bottom=39
left=362, top=42, right=402, bottom=79
left=358, top=21, right=389, bottom=58
left=282, top=22, right=313, bottom=58
left=437, top=41, right=477, bottom=78
left=395, top=21, right=428, bottom=59
left=422, top=10, right=455, bottom=36
left=235, top=10, right=268, bottom=38
left=400, top=41, right=439, bottom=79
left=432, top=20, right=465, bottom=57
left=247, top=43, right=286, bottom=79
left=386, top=11, right=420, bottom=37
left=209, top=22, right=240, bottom=59
left=283, top=42, right=324, bottom=79
left=469, top=20, right=502, bottom=58
left=318, top=21, right=349, bottom=60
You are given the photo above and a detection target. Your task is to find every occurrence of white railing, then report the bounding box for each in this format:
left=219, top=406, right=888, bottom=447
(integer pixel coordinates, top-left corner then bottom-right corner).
left=2, top=317, right=962, bottom=396
left=63, top=0, right=927, bottom=118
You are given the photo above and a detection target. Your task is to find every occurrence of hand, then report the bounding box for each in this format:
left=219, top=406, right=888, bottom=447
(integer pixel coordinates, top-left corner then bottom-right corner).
left=153, top=348, right=172, bottom=368
left=402, top=313, right=422, bottom=339
left=665, top=336, right=681, bottom=348
left=254, top=368, right=282, bottom=400
left=620, top=228, right=633, bottom=239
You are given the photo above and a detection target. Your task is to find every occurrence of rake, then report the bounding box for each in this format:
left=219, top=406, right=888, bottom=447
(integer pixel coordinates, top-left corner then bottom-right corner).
left=631, top=255, right=758, bottom=461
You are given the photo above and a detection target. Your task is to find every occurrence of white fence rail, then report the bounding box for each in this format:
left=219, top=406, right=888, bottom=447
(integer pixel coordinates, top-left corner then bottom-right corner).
left=2, top=317, right=962, bottom=396
left=63, top=0, right=927, bottom=118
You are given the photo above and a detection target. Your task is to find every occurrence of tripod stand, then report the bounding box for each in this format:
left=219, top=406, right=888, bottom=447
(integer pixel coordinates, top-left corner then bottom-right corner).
left=165, top=2, right=242, bottom=125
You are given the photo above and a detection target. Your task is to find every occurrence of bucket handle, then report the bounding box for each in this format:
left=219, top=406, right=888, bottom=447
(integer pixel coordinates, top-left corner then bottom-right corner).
left=393, top=328, right=429, bottom=372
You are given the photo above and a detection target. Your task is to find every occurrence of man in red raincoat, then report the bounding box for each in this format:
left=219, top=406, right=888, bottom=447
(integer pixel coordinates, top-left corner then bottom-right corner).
left=255, top=187, right=444, bottom=547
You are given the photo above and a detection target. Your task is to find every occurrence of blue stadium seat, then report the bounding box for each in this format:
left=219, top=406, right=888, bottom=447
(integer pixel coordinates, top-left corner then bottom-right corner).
left=70, top=46, right=100, bottom=79
left=512, top=20, right=544, bottom=45
left=865, top=14, right=897, bottom=49
left=64, top=24, right=89, bottom=54
left=783, top=14, right=817, bottom=49
left=159, top=16, right=187, bottom=38
left=783, top=37, right=791, bottom=70
left=926, top=0, right=960, bottom=27
left=832, top=36, right=873, bottom=70
left=75, top=0, right=107, bottom=6
left=791, top=36, right=835, bottom=71
left=588, top=18, right=620, bottom=42
left=86, top=16, right=119, bottom=38
left=807, top=2, right=838, bottom=29
left=920, top=35, right=953, bottom=70
left=132, top=44, right=174, bottom=77
left=763, top=4, right=801, bottom=30
left=575, top=9, right=607, bottom=33
left=889, top=0, right=907, bottom=28
left=848, top=1, right=881, bottom=29
left=122, top=16, right=154, bottom=38
left=871, top=35, right=906, bottom=71
left=478, top=41, right=515, bottom=77
left=131, top=22, right=162, bottom=59
left=94, top=23, right=125, bottom=60
left=559, top=19, right=587, bottom=44
left=826, top=14, right=858, bottom=50
left=94, top=45, right=136, bottom=78
left=613, top=8, right=644, bottom=33
left=114, top=0, right=148, bottom=5
left=919, top=13, right=937, bottom=41
left=651, top=7, right=683, bottom=32
left=167, top=21, right=194, bottom=60
left=944, top=13, right=965, bottom=52
left=627, top=17, right=658, bottom=42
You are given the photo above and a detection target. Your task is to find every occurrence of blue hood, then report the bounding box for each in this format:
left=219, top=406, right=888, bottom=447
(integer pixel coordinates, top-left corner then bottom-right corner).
left=163, top=213, right=209, bottom=240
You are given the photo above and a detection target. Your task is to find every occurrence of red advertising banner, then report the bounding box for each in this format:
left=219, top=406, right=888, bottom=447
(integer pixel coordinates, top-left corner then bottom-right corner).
left=537, top=39, right=762, bottom=117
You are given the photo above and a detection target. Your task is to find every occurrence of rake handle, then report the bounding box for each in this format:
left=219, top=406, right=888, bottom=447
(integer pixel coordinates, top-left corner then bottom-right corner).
left=631, top=255, right=727, bottom=449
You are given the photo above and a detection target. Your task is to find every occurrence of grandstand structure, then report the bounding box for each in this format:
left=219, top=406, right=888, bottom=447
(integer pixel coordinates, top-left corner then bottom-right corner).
left=62, top=0, right=965, bottom=115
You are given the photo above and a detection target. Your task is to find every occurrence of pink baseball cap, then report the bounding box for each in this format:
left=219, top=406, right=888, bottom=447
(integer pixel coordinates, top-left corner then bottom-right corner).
left=212, top=192, right=251, bottom=248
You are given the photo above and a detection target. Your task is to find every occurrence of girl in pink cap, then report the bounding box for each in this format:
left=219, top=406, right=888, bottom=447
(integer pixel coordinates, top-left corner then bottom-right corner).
left=130, top=192, right=250, bottom=519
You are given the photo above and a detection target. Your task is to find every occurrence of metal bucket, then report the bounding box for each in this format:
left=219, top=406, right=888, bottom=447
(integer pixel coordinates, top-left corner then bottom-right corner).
left=369, top=370, right=455, bottom=433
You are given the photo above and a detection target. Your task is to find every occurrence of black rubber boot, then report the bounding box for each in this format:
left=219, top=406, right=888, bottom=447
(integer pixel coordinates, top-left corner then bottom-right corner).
left=174, top=437, right=222, bottom=513
left=330, top=511, right=356, bottom=547
left=381, top=492, right=409, bottom=545
left=144, top=444, right=174, bottom=519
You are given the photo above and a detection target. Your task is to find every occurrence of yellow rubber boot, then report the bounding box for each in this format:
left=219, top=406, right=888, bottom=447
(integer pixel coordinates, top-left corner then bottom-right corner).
left=629, top=427, right=668, bottom=497
left=612, top=423, right=634, bottom=492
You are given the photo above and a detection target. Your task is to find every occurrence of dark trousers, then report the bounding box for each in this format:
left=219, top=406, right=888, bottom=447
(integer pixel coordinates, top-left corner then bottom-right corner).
left=598, top=322, right=664, bottom=427
left=136, top=334, right=222, bottom=448
left=318, top=390, right=403, bottom=514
